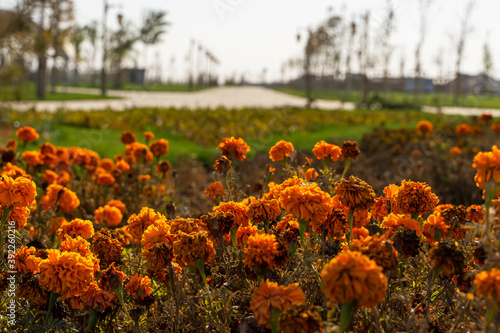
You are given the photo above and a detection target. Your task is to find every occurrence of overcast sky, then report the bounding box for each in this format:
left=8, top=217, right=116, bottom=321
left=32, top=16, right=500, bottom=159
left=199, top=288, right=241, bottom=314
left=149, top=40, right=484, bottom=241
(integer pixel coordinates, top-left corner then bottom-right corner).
left=3, top=0, right=499, bottom=83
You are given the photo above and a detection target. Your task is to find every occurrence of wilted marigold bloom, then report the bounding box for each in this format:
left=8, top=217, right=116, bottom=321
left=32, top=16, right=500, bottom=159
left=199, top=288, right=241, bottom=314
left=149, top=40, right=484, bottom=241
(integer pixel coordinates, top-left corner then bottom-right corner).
left=472, top=146, right=500, bottom=190
left=127, top=207, right=166, bottom=242
left=321, top=250, right=388, bottom=308
left=91, top=229, right=124, bottom=262
left=0, top=175, right=37, bottom=208
left=350, top=235, right=399, bottom=272
left=247, top=198, right=281, bottom=223
left=334, top=176, right=375, bottom=211
left=467, top=205, right=484, bottom=223
left=201, top=212, right=235, bottom=240
left=16, top=126, right=39, bottom=143
left=279, top=303, right=323, bottom=333
left=125, top=274, right=152, bottom=300
left=455, top=124, right=470, bottom=136
left=98, top=262, right=126, bottom=293
left=214, top=155, right=232, bottom=173
left=141, top=220, right=174, bottom=250
left=150, top=139, right=169, bottom=157
left=416, top=120, right=434, bottom=135
left=423, top=214, right=449, bottom=244
left=474, top=268, right=500, bottom=304
left=249, top=280, right=306, bottom=328
left=312, top=140, right=341, bottom=161
left=429, top=240, right=465, bottom=279
left=310, top=208, right=348, bottom=240
left=5, top=139, right=17, bottom=151
left=173, top=231, right=215, bottom=267
left=169, top=217, right=201, bottom=235
left=235, top=224, right=259, bottom=246
left=269, top=140, right=294, bottom=161
left=121, top=131, right=136, bottom=144
left=38, top=250, right=95, bottom=299
left=276, top=214, right=300, bottom=245
left=243, top=233, right=281, bottom=271
left=393, top=180, right=439, bottom=215
left=94, top=205, right=123, bottom=227
left=381, top=213, right=422, bottom=236
left=156, top=160, right=171, bottom=176
left=341, top=140, right=361, bottom=160
left=280, top=183, right=332, bottom=224
left=81, top=281, right=116, bottom=312
left=204, top=181, right=224, bottom=201
left=217, top=137, right=250, bottom=160
left=22, top=151, right=42, bottom=166
left=213, top=201, right=249, bottom=227
left=18, top=276, right=48, bottom=306
left=40, top=184, right=80, bottom=212
left=143, top=243, right=175, bottom=270
left=57, top=218, right=95, bottom=242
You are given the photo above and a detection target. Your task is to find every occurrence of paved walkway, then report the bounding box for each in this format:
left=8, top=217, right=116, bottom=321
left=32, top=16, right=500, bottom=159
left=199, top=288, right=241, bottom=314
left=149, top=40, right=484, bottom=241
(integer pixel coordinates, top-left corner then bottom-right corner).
left=4, top=86, right=500, bottom=116
left=4, top=86, right=356, bottom=112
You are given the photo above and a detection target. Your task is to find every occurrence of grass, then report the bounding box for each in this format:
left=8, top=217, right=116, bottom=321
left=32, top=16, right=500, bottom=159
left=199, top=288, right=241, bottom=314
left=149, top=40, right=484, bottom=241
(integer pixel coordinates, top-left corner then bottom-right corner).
left=0, top=82, right=119, bottom=101
left=69, top=82, right=208, bottom=92
left=274, top=87, right=500, bottom=109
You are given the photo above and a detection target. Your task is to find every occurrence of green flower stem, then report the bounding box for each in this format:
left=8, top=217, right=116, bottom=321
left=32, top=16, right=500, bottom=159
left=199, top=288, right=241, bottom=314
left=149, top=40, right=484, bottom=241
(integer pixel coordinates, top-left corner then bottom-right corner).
left=347, top=208, right=354, bottom=245
left=85, top=308, right=98, bottom=332
left=0, top=205, right=14, bottom=260
left=484, top=180, right=500, bottom=238
left=196, top=257, right=209, bottom=290
left=270, top=306, right=281, bottom=333
left=168, top=263, right=179, bottom=333
left=264, top=219, right=269, bottom=233
left=342, top=158, right=352, bottom=178
left=298, top=219, right=308, bottom=246
left=45, top=292, right=59, bottom=322
left=339, top=302, right=355, bottom=333
left=230, top=227, right=237, bottom=247
left=114, top=282, right=133, bottom=322
left=224, top=173, right=233, bottom=201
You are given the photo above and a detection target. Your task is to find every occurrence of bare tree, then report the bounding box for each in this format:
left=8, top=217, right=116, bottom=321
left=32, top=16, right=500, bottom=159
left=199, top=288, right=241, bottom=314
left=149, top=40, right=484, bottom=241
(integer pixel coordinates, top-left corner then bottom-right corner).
left=453, top=0, right=475, bottom=105
left=413, top=0, right=432, bottom=103
left=358, top=12, right=370, bottom=103
left=379, top=0, right=395, bottom=97
left=345, top=20, right=356, bottom=96
left=481, top=41, right=493, bottom=94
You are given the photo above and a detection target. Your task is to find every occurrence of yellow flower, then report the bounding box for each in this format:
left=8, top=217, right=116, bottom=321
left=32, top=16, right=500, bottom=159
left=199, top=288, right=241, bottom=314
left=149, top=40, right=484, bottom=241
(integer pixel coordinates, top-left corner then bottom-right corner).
left=38, top=250, right=95, bottom=299
left=393, top=180, right=439, bottom=215
left=249, top=280, right=306, bottom=328
left=334, top=176, right=375, bottom=211
left=269, top=140, right=294, bottom=161
left=321, top=250, right=388, bottom=308
left=474, top=268, right=500, bottom=304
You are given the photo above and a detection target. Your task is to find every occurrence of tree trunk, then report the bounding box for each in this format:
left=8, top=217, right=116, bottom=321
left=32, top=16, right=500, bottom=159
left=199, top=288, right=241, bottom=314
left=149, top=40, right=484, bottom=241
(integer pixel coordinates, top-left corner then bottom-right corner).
left=50, top=56, right=58, bottom=93
left=453, top=72, right=461, bottom=105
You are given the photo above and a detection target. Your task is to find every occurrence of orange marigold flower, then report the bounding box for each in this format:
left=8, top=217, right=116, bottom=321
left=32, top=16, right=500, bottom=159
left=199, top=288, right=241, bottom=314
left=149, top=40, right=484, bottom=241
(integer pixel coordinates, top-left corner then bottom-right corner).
left=57, top=218, right=95, bottom=242
left=22, top=151, right=42, bottom=166
left=263, top=176, right=305, bottom=201
left=16, top=126, right=39, bottom=143
left=235, top=224, right=259, bottom=246
left=467, top=205, right=484, bottom=223
left=450, top=146, right=463, bottom=156
left=107, top=199, right=126, bottom=214
left=371, top=196, right=389, bottom=223
left=143, top=131, right=155, bottom=141
left=247, top=198, right=281, bottom=224
left=276, top=214, right=300, bottom=245
left=99, top=262, right=126, bottom=293
left=49, top=217, right=67, bottom=235
left=0, top=205, right=30, bottom=229
left=312, top=140, right=341, bottom=161
left=214, top=155, right=232, bottom=173
left=472, top=146, right=500, bottom=191
left=279, top=303, right=323, bottom=333
left=59, top=235, right=92, bottom=257
left=94, top=205, right=123, bottom=227
left=14, top=246, right=37, bottom=274
left=0, top=175, right=36, bottom=208
left=143, top=243, right=175, bottom=269
left=116, top=159, right=131, bottom=173
left=213, top=201, right=249, bottom=227
left=57, top=170, right=70, bottom=185
left=310, top=208, right=348, bottom=240
left=305, top=168, right=319, bottom=181
left=150, top=139, right=169, bottom=157
left=350, top=235, right=399, bottom=272
left=243, top=233, right=281, bottom=271
left=156, top=160, right=171, bottom=175
left=455, top=124, right=470, bottom=136
left=2, top=162, right=29, bottom=179
left=91, top=229, right=124, bottom=262
left=6, top=139, right=17, bottom=151
left=474, top=268, right=500, bottom=304
left=81, top=281, right=116, bottom=312
left=38, top=250, right=95, bottom=299
left=217, top=137, right=250, bottom=161
left=42, top=170, right=59, bottom=184
left=321, top=250, right=388, bottom=307
left=334, top=176, right=375, bottom=211
left=393, top=180, right=439, bottom=215
left=341, top=140, right=361, bottom=160
left=204, top=181, right=224, bottom=201
left=491, top=123, right=500, bottom=134
left=125, top=274, right=152, bottom=300
left=125, top=142, right=153, bottom=164
left=269, top=140, right=294, bottom=161
left=423, top=214, right=449, bottom=244
left=249, top=280, right=306, bottom=328
left=115, top=226, right=133, bottom=245
left=353, top=227, right=370, bottom=239
left=280, top=183, right=332, bottom=224
left=169, top=217, right=201, bottom=235
left=121, top=131, right=136, bottom=144
left=416, top=120, right=433, bottom=135
left=381, top=213, right=422, bottom=236
left=40, top=184, right=80, bottom=212
left=141, top=220, right=174, bottom=250
left=100, top=158, right=115, bottom=172
left=127, top=207, right=166, bottom=242
left=138, top=174, right=151, bottom=181
left=173, top=231, right=216, bottom=267
left=97, top=171, right=115, bottom=186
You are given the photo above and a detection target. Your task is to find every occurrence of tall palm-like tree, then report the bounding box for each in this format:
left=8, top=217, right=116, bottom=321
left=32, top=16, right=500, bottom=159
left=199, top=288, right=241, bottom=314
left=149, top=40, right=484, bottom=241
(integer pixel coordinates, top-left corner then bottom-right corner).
left=139, top=10, right=169, bottom=82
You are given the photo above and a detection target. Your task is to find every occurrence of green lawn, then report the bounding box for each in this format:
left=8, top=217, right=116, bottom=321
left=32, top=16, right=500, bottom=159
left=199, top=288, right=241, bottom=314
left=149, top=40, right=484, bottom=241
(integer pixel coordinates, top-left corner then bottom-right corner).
left=274, top=87, right=500, bottom=109
left=0, top=83, right=119, bottom=101
left=70, top=82, right=208, bottom=92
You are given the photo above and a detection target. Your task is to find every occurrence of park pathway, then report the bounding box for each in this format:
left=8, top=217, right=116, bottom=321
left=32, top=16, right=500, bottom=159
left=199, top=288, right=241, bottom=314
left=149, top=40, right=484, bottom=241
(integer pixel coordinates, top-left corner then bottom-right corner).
left=4, top=86, right=500, bottom=116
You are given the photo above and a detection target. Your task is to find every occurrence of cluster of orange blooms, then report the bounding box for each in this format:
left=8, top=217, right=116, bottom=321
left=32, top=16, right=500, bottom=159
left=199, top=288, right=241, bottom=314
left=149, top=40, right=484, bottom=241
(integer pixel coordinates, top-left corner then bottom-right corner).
left=1, top=124, right=500, bottom=332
